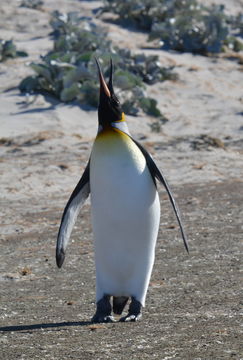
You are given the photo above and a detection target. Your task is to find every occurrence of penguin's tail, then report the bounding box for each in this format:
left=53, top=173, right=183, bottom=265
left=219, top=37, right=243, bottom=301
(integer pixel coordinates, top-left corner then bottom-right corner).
left=113, top=296, right=129, bottom=315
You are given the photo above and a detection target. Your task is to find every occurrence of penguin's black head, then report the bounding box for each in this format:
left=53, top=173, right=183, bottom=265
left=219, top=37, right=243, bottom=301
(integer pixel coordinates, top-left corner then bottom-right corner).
left=95, top=58, right=123, bottom=127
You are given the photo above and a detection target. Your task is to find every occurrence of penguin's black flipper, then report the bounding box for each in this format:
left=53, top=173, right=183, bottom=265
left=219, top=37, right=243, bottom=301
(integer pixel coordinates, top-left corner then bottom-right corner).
left=56, top=161, right=90, bottom=268
left=131, top=138, right=189, bottom=253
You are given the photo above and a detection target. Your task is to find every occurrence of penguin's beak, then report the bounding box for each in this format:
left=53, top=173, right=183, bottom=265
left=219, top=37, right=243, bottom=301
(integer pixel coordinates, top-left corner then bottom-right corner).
left=95, top=58, right=111, bottom=98
left=96, top=58, right=122, bottom=126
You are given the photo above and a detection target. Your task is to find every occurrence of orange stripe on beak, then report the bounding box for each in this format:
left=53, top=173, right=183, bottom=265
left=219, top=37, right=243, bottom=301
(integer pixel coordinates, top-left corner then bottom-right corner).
left=95, top=57, right=111, bottom=98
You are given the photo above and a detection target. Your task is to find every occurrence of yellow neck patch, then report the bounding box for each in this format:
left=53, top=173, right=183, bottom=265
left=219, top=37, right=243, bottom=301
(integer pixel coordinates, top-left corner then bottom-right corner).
left=98, top=112, right=127, bottom=135
left=97, top=125, right=127, bottom=140
left=118, top=112, right=126, bottom=122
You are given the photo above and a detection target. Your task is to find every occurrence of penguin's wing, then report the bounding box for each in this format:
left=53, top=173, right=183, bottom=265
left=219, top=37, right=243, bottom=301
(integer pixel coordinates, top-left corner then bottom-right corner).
left=56, top=161, right=90, bottom=268
left=131, top=138, right=189, bottom=253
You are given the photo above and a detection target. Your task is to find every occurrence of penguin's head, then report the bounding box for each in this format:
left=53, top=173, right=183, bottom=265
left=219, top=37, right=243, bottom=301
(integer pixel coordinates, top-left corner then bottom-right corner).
left=95, top=58, right=124, bottom=129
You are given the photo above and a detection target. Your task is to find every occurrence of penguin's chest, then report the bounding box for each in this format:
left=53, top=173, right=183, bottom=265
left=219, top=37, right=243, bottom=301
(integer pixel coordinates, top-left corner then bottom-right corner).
left=90, top=129, right=154, bottom=213
left=90, top=128, right=159, bottom=242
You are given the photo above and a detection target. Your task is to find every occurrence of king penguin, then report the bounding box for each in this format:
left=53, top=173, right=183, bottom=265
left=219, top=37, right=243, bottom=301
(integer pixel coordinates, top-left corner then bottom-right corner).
left=56, top=59, right=188, bottom=323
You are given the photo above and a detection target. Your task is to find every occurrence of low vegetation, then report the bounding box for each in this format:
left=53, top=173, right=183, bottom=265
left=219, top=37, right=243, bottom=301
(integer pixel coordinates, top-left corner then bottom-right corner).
left=0, top=39, right=28, bottom=62
left=19, top=11, right=176, bottom=119
left=100, top=0, right=243, bottom=54
left=20, top=0, right=44, bottom=10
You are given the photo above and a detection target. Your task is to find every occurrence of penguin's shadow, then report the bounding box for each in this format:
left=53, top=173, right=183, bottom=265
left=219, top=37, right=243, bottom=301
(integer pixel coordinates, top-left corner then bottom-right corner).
left=0, top=321, right=92, bottom=333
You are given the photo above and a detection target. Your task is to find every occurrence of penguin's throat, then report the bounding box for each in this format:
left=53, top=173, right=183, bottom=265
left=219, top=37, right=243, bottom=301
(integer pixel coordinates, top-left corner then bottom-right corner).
left=98, top=115, right=126, bottom=134
left=98, top=112, right=126, bottom=127
left=98, top=125, right=120, bottom=137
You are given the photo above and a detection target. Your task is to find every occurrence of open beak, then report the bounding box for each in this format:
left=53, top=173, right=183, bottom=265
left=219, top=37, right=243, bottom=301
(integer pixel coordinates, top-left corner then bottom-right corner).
left=95, top=57, right=111, bottom=98
left=108, top=58, right=114, bottom=94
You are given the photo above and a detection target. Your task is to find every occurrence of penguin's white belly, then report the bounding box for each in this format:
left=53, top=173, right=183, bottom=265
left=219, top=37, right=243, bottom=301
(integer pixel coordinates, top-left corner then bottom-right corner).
left=90, top=129, right=160, bottom=306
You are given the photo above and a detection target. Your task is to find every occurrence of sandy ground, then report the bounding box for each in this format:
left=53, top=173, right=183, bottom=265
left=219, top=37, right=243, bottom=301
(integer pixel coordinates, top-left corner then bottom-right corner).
left=0, top=1, right=243, bottom=359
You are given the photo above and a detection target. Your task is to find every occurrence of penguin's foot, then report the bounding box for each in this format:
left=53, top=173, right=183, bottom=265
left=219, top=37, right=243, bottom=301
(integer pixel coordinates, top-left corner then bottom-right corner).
left=91, top=295, right=116, bottom=323
left=92, top=314, right=116, bottom=323
left=120, top=314, right=142, bottom=322
left=120, top=297, right=142, bottom=322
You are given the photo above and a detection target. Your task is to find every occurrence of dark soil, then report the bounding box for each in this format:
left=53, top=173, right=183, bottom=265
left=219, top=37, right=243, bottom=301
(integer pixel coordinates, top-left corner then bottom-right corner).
left=0, top=180, right=242, bottom=359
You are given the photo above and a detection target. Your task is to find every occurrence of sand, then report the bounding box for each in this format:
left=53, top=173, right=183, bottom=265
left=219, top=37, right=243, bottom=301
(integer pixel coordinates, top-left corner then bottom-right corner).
left=0, top=1, right=242, bottom=359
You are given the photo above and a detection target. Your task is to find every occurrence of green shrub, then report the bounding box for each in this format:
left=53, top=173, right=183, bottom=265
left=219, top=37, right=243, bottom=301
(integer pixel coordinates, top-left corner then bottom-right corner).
left=20, top=0, right=44, bottom=10
left=19, top=11, right=176, bottom=120
left=149, top=4, right=229, bottom=54
left=0, top=39, right=28, bottom=62
left=101, top=0, right=243, bottom=54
